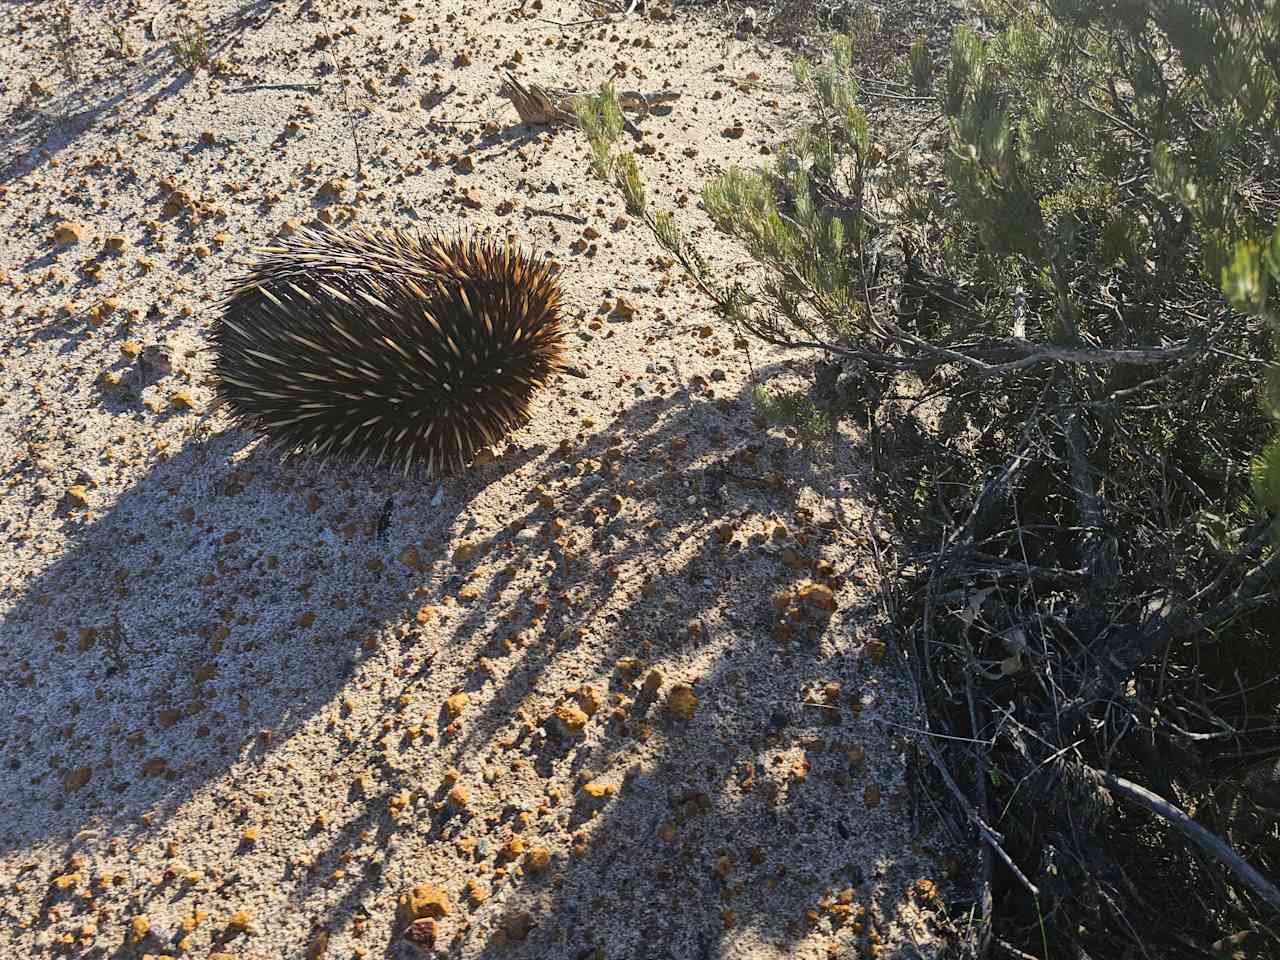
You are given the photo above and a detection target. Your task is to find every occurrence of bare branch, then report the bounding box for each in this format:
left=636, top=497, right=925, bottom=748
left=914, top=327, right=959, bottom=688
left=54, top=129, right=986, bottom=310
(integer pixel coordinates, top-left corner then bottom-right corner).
left=1097, top=769, right=1280, bottom=913
left=497, top=72, right=681, bottom=125
left=917, top=719, right=1041, bottom=900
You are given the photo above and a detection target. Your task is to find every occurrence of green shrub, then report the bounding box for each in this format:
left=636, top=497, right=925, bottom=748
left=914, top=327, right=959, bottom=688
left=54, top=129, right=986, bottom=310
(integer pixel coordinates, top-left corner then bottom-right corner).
left=579, top=0, right=1280, bottom=954
left=908, top=36, right=933, bottom=91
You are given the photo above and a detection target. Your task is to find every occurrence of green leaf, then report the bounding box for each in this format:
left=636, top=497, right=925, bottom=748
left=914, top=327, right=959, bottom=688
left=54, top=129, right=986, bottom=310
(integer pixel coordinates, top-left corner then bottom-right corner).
left=1221, top=239, right=1264, bottom=313
left=1252, top=436, right=1280, bottom=512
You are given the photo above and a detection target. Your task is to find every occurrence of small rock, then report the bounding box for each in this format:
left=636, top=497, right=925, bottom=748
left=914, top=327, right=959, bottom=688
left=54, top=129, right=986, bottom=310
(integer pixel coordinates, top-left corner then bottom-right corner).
left=666, top=684, right=698, bottom=720
left=317, top=178, right=348, bottom=199
left=576, top=685, right=602, bottom=716
left=551, top=702, right=588, bottom=735
left=523, top=847, right=551, bottom=874
left=797, top=581, right=837, bottom=613
left=397, top=884, right=452, bottom=927
left=128, top=915, right=149, bottom=945
left=503, top=911, right=534, bottom=941
left=161, top=190, right=193, bottom=218
left=53, top=221, right=84, bottom=245
left=227, top=909, right=251, bottom=932
left=403, top=917, right=436, bottom=949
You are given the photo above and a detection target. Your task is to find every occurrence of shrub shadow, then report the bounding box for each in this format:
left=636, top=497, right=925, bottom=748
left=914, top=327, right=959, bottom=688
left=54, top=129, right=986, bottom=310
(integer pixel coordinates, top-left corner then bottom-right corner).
left=0, top=420, right=530, bottom=862
left=7, top=364, right=945, bottom=958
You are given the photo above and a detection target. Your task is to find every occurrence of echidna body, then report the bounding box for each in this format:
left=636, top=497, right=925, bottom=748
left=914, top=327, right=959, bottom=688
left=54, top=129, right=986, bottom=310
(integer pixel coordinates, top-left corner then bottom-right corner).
left=211, top=225, right=565, bottom=476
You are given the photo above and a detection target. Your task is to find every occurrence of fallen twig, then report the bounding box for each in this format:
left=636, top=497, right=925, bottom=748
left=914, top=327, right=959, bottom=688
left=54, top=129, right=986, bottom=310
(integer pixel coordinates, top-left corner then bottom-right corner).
left=226, top=82, right=325, bottom=93
left=918, top=725, right=1041, bottom=899
left=962, top=649, right=999, bottom=958
left=531, top=15, right=615, bottom=26
left=528, top=0, right=640, bottom=26
left=995, top=939, right=1042, bottom=960
left=522, top=206, right=589, bottom=225
left=498, top=72, right=681, bottom=125
left=318, top=12, right=364, bottom=178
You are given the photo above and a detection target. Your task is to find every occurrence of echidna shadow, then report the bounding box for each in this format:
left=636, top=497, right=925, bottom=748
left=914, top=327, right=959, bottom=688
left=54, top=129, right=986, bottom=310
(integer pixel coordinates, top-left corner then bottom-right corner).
left=210, top=224, right=567, bottom=478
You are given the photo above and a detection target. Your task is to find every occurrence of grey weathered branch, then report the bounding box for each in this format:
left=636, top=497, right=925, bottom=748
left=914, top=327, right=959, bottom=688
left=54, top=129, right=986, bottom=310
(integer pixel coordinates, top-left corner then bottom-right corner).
left=1097, top=769, right=1280, bottom=913
left=872, top=314, right=1207, bottom=375
left=734, top=312, right=1210, bottom=378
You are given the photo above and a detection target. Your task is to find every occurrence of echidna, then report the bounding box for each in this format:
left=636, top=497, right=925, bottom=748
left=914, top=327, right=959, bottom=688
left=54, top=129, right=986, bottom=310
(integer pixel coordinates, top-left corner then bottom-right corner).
left=211, top=224, right=565, bottom=476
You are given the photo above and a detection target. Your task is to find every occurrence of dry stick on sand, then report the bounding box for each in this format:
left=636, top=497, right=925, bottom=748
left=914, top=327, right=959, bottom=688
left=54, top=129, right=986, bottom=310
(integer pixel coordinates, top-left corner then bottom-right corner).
left=497, top=72, right=681, bottom=125
left=527, top=0, right=641, bottom=28
left=318, top=13, right=364, bottom=178
left=226, top=82, right=325, bottom=94
left=531, top=14, right=618, bottom=27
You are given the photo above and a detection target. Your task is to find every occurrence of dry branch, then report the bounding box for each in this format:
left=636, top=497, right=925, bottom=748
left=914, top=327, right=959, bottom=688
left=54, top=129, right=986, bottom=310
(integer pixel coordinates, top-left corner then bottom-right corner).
left=915, top=706, right=1041, bottom=900
left=1098, top=770, right=1280, bottom=913
left=497, top=72, right=680, bottom=125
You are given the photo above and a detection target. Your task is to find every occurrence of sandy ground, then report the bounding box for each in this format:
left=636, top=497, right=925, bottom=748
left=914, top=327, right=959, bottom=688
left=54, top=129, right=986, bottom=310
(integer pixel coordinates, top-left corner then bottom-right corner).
left=0, top=0, right=958, bottom=957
